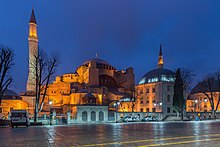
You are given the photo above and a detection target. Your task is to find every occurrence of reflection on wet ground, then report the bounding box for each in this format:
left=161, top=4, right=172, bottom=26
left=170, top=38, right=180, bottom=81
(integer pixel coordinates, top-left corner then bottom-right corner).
left=1, top=121, right=220, bottom=147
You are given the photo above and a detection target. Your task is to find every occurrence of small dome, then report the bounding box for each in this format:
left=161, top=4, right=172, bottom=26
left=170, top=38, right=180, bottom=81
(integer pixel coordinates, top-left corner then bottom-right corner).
left=77, top=89, right=88, bottom=93
left=82, top=93, right=96, bottom=104
left=139, top=68, right=175, bottom=84
left=3, top=89, right=19, bottom=96
left=190, top=80, right=220, bottom=95
left=3, top=89, right=20, bottom=100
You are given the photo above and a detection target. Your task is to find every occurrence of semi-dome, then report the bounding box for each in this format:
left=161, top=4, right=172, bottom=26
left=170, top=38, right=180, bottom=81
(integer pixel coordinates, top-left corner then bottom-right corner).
left=82, top=58, right=116, bottom=70
left=139, top=68, right=175, bottom=85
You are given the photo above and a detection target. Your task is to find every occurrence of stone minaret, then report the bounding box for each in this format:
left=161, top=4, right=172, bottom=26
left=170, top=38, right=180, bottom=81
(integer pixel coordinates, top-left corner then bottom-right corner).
left=26, top=8, right=38, bottom=91
left=157, top=44, right=164, bottom=68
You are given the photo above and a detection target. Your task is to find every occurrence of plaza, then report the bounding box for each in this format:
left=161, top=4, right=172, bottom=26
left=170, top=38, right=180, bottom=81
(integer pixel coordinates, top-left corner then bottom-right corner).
left=1, top=121, right=220, bottom=146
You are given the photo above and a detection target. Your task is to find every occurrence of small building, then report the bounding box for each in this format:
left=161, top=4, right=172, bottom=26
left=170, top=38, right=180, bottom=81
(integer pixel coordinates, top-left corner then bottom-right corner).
left=0, top=90, right=28, bottom=119
left=187, top=80, right=220, bottom=112
left=66, top=93, right=109, bottom=123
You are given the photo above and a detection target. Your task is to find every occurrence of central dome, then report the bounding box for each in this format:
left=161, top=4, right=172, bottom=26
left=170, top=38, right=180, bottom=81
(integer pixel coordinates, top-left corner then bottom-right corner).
left=83, top=58, right=116, bottom=70
left=83, top=58, right=110, bottom=65
left=139, top=68, right=175, bottom=84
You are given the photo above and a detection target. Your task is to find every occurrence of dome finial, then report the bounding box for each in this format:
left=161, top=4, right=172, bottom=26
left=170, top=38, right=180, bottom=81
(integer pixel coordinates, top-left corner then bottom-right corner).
left=157, top=43, right=164, bottom=68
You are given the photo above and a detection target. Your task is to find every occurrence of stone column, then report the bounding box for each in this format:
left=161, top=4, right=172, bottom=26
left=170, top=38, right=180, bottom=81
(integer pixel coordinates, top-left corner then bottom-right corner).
left=88, top=110, right=91, bottom=122
left=67, top=111, right=71, bottom=124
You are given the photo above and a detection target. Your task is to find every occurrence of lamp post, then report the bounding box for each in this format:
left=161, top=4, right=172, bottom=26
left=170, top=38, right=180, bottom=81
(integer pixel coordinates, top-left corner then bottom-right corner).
left=153, top=102, right=162, bottom=112
left=49, top=100, right=53, bottom=125
left=194, top=98, right=208, bottom=112
left=114, top=101, right=120, bottom=122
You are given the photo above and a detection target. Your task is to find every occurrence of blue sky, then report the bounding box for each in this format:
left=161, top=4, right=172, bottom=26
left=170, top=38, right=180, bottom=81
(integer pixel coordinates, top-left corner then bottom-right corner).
left=1, top=0, right=220, bottom=92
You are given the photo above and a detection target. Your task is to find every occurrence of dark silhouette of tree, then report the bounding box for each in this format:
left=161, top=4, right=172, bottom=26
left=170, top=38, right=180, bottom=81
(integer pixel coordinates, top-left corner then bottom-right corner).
left=32, top=49, right=60, bottom=122
left=199, top=72, right=220, bottom=118
left=173, top=68, right=185, bottom=120
left=0, top=45, right=14, bottom=104
left=180, top=67, right=195, bottom=94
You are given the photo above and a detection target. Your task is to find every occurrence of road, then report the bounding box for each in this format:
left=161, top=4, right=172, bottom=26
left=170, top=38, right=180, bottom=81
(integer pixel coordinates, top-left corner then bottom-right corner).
left=1, top=121, right=220, bottom=147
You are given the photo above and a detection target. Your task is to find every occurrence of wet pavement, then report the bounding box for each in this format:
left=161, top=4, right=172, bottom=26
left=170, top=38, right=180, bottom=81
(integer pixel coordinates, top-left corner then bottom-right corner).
left=1, top=121, right=220, bottom=147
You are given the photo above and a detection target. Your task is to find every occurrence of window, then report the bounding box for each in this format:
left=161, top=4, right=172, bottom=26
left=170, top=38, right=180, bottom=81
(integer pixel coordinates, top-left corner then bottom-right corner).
left=152, top=100, right=156, bottom=103
left=139, top=89, right=143, bottom=94
left=146, top=108, right=150, bottom=112
left=146, top=100, right=149, bottom=104
left=167, top=85, right=170, bottom=91
left=152, top=108, right=156, bottom=112
left=173, top=110, right=176, bottom=113
left=152, top=87, right=156, bottom=93
left=140, top=100, right=143, bottom=104
left=140, top=108, right=143, bottom=112
left=146, top=88, right=149, bottom=93
left=0, top=107, right=2, bottom=113
left=167, top=107, right=170, bottom=113
left=167, top=95, right=170, bottom=102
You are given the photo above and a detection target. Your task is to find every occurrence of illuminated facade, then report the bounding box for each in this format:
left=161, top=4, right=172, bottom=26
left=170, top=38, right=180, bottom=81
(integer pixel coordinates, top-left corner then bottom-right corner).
left=136, top=45, right=176, bottom=115
left=45, top=58, right=135, bottom=114
left=26, top=8, right=38, bottom=92
left=0, top=90, right=28, bottom=119
left=187, top=81, right=220, bottom=112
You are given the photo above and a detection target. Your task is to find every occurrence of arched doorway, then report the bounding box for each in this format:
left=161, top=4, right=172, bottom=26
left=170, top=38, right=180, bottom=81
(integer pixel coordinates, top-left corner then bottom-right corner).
left=82, top=111, right=88, bottom=121
left=99, top=111, right=104, bottom=121
left=91, top=111, right=96, bottom=121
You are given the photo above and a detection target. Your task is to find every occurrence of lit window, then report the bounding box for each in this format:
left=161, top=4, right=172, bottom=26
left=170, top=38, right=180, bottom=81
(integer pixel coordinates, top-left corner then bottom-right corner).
left=139, top=78, right=146, bottom=84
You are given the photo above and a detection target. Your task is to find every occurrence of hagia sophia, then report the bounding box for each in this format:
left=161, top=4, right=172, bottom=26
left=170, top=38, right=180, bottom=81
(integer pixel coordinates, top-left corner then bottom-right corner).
left=0, top=9, right=220, bottom=122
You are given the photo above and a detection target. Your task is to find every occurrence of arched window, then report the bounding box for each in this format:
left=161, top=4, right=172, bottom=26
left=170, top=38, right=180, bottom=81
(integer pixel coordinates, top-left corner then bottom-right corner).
left=82, top=111, right=88, bottom=121
left=99, top=111, right=104, bottom=121
left=91, top=111, right=96, bottom=121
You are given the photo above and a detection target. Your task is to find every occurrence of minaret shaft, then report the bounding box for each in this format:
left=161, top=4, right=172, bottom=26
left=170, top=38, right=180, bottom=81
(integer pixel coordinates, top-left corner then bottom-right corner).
left=157, top=44, right=164, bottom=68
left=26, top=8, right=38, bottom=91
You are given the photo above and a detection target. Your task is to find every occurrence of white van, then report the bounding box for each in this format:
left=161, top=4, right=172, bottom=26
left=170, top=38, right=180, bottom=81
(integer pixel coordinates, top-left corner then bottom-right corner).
left=11, top=110, right=30, bottom=128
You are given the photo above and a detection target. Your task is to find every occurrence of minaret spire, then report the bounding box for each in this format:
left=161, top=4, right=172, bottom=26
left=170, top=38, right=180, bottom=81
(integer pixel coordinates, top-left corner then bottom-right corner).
left=157, top=44, right=164, bottom=68
left=29, top=8, right=37, bottom=24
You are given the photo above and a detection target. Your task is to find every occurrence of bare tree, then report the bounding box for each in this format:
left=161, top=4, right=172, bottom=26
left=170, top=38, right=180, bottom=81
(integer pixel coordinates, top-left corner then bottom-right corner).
left=32, top=49, right=60, bottom=122
left=200, top=73, right=220, bottom=118
left=0, top=45, right=14, bottom=104
left=180, top=67, right=195, bottom=94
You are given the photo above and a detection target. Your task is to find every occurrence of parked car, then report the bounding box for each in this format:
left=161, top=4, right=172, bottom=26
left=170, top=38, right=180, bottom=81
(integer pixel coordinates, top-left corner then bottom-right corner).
left=123, top=115, right=140, bottom=122
left=10, top=110, right=30, bottom=128
left=142, top=115, right=159, bottom=122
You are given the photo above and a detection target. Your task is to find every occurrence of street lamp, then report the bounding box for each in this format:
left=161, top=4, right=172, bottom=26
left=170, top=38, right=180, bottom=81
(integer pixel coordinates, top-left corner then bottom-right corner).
left=204, top=98, right=208, bottom=102
left=49, top=100, right=53, bottom=125
left=114, top=101, right=120, bottom=123
left=195, top=100, right=198, bottom=103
